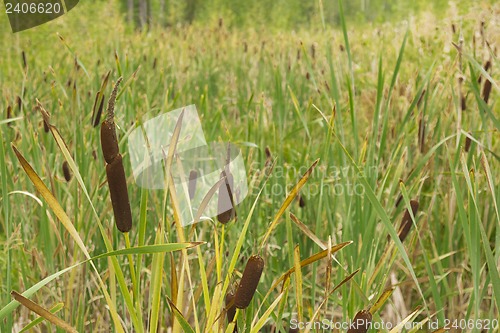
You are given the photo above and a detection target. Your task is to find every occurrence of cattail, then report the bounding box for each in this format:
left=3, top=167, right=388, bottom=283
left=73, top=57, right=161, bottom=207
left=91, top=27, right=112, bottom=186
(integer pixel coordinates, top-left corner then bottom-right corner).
left=152, top=57, right=157, bottom=69
left=217, top=170, right=235, bottom=224
left=306, top=72, right=310, bottom=80
left=101, top=117, right=119, bottom=163
left=21, top=50, right=27, bottom=71
left=451, top=23, right=456, bottom=34
left=398, top=200, right=419, bottom=242
left=310, top=43, right=316, bottom=60
left=482, top=79, right=492, bottom=104
left=465, top=133, right=472, bottom=152
left=225, top=292, right=237, bottom=332
left=101, top=77, right=132, bottom=233
left=16, top=96, right=22, bottom=111
left=296, top=49, right=301, bottom=61
left=418, top=117, right=425, bottom=153
left=62, top=161, right=72, bottom=182
left=43, top=118, right=50, bottom=133
left=218, top=17, right=223, bottom=29
left=188, top=170, right=198, bottom=200
left=347, top=310, right=372, bottom=333
left=106, top=154, right=132, bottom=232
left=478, top=60, right=492, bottom=84
left=298, top=194, right=306, bottom=208
left=243, top=41, right=248, bottom=53
left=417, top=89, right=426, bottom=109
left=6, top=105, right=12, bottom=120
left=265, top=146, right=272, bottom=160
left=234, top=255, right=264, bottom=309
left=339, top=44, right=345, bottom=52
left=461, top=94, right=466, bottom=111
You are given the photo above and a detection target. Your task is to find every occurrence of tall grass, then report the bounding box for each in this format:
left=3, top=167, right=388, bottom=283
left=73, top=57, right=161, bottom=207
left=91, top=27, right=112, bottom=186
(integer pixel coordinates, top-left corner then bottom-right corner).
left=0, top=0, right=499, bottom=332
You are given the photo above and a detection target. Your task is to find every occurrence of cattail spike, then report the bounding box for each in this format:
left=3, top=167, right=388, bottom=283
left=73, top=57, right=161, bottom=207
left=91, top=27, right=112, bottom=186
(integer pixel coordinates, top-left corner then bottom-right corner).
left=62, top=161, right=72, bottom=182
left=482, top=79, right=492, bottom=104
left=106, top=154, right=132, bottom=232
left=234, top=255, right=264, bottom=309
left=465, top=133, right=472, bottom=152
left=347, top=310, right=372, bottom=333
left=106, top=77, right=123, bottom=122
left=398, top=200, right=419, bottom=242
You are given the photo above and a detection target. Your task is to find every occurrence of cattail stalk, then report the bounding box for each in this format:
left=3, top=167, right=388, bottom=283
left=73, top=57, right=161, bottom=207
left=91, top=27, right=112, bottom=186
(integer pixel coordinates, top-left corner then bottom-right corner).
left=234, top=255, right=264, bottom=309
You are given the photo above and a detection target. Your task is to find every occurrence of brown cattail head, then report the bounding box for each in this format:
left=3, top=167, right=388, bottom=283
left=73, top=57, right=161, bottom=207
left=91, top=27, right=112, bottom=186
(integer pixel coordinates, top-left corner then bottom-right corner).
left=188, top=170, right=198, bottom=200
left=43, top=118, right=50, bottom=133
left=482, top=79, right=492, bottom=104
left=298, top=194, right=306, bottom=208
left=347, top=310, right=372, bottom=333
left=62, top=161, right=72, bottom=182
left=461, top=93, right=467, bottom=111
left=217, top=170, right=236, bottom=224
left=234, top=255, right=264, bottom=309
left=265, top=146, right=272, bottom=160
left=398, top=200, right=419, bottom=242
left=465, top=133, right=472, bottom=152
left=106, top=154, right=132, bottom=233
left=101, top=120, right=119, bottom=164
left=478, top=60, right=492, bottom=84
left=21, top=50, right=27, bottom=71
left=418, top=117, right=425, bottom=153
left=6, top=105, right=12, bottom=120
left=16, top=95, right=22, bottom=111
left=417, top=89, right=426, bottom=109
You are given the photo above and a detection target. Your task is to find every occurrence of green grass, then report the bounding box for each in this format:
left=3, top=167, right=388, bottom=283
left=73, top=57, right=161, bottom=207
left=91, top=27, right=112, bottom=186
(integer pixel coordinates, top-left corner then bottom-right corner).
left=0, top=0, right=499, bottom=332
